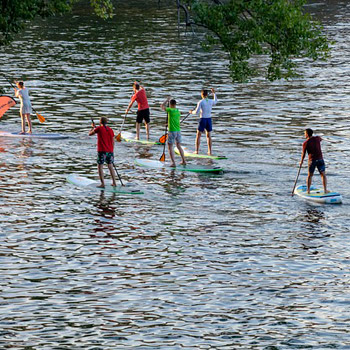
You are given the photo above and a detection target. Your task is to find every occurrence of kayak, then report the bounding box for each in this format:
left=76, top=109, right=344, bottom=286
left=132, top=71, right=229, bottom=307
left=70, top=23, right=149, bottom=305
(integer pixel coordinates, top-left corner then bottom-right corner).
left=135, top=158, right=223, bottom=174
left=294, top=185, right=342, bottom=204
left=175, top=147, right=227, bottom=160
left=67, top=174, right=144, bottom=194
left=121, top=131, right=163, bottom=145
left=0, top=130, right=68, bottom=139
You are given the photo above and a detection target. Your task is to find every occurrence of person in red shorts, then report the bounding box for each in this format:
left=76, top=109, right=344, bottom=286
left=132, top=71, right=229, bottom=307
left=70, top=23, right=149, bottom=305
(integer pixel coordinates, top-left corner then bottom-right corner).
left=300, top=128, right=328, bottom=194
left=89, top=116, right=117, bottom=188
left=125, top=82, right=150, bottom=140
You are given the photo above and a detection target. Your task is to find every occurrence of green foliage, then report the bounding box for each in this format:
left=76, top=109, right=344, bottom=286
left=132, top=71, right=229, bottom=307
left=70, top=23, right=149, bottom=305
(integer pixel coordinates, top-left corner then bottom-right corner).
left=0, top=0, right=114, bottom=46
left=0, top=0, right=330, bottom=82
left=188, top=0, right=331, bottom=81
left=90, top=0, right=114, bottom=19
left=0, top=0, right=73, bottom=45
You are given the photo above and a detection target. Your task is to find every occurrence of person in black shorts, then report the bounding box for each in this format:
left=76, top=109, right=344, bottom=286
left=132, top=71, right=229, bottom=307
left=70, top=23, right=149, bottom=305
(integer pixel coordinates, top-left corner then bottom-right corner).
left=300, top=128, right=328, bottom=194
left=126, top=82, right=150, bottom=140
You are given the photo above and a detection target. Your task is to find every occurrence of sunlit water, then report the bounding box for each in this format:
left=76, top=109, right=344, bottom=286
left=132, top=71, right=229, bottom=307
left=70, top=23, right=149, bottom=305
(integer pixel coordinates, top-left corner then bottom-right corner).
left=1, top=1, right=350, bottom=348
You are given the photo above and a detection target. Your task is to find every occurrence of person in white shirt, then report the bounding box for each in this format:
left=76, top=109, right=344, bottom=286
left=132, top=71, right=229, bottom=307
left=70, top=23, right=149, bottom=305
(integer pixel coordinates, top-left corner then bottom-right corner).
left=189, top=88, right=217, bottom=155
left=14, top=81, right=33, bottom=134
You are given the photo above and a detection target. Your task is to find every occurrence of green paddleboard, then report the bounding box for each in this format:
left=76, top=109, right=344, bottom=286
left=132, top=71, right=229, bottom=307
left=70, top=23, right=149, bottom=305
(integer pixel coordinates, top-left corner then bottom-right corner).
left=175, top=147, right=227, bottom=160
left=121, top=131, right=163, bottom=145
left=67, top=174, right=144, bottom=194
left=135, top=158, right=223, bottom=174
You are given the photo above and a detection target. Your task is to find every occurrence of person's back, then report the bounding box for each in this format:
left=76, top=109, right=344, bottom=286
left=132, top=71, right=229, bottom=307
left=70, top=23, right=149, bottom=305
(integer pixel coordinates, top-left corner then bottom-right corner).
left=132, top=88, right=149, bottom=111
left=95, top=125, right=114, bottom=153
left=166, top=107, right=181, bottom=132
left=303, top=135, right=323, bottom=161
left=195, top=94, right=217, bottom=118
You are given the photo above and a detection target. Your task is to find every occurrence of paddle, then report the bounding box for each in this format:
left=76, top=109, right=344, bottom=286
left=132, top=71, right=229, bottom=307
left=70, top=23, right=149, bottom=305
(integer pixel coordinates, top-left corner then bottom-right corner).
left=91, top=117, right=124, bottom=187
left=112, top=163, right=124, bottom=186
left=291, top=162, right=302, bottom=197
left=115, top=112, right=127, bottom=142
left=180, top=112, right=191, bottom=123
left=6, top=77, right=45, bottom=123
left=159, top=104, right=169, bottom=162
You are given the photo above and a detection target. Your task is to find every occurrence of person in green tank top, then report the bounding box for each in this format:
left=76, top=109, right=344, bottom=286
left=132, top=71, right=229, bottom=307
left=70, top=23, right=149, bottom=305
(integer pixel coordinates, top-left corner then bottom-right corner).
left=161, top=98, right=186, bottom=167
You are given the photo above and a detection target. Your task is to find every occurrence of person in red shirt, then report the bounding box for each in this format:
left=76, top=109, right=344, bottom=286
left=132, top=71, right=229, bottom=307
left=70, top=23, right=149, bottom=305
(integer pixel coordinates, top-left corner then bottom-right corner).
left=89, top=117, right=117, bottom=188
left=125, top=82, right=150, bottom=140
left=300, top=128, right=328, bottom=194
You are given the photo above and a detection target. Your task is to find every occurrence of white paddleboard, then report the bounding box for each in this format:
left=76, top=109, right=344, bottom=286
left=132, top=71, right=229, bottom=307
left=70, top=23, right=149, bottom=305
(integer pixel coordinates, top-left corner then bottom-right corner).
left=0, top=130, right=69, bottom=139
left=294, top=185, right=342, bottom=204
left=67, top=174, right=144, bottom=194
left=135, top=158, right=223, bottom=174
left=121, top=131, right=163, bottom=145
left=175, top=147, right=227, bottom=160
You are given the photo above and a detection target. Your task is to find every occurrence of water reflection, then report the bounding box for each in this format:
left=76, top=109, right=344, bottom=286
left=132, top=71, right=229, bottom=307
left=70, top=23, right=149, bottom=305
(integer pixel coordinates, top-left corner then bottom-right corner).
left=0, top=0, right=349, bottom=348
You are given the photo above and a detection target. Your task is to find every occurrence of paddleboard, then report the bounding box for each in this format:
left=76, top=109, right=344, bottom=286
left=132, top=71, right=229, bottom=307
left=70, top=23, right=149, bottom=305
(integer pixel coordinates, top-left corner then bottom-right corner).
left=135, top=158, right=223, bottom=174
left=121, top=131, right=163, bottom=145
left=175, top=147, right=227, bottom=160
left=294, top=185, right=342, bottom=204
left=67, top=174, right=144, bottom=194
left=0, top=130, right=69, bottom=139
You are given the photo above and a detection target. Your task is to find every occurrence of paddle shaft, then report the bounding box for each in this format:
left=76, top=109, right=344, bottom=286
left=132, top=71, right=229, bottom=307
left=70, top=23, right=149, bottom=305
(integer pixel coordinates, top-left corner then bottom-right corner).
left=180, top=112, right=191, bottom=123
left=291, top=163, right=302, bottom=197
left=159, top=101, right=169, bottom=161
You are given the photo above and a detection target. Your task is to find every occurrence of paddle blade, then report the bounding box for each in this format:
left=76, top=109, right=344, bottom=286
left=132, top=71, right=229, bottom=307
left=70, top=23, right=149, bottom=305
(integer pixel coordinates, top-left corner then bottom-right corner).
left=36, top=112, right=45, bottom=123
left=0, top=95, right=16, bottom=118
left=116, top=132, right=122, bottom=142
left=159, top=134, right=168, bottom=144
left=159, top=153, right=166, bottom=162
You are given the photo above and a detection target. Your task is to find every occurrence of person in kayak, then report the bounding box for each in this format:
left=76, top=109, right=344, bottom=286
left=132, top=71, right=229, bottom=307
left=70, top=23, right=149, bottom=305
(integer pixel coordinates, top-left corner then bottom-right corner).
left=14, top=81, right=32, bottom=134
left=300, top=128, right=328, bottom=194
left=189, top=87, right=217, bottom=156
left=89, top=117, right=117, bottom=188
left=161, top=97, right=186, bottom=167
left=125, top=82, right=150, bottom=140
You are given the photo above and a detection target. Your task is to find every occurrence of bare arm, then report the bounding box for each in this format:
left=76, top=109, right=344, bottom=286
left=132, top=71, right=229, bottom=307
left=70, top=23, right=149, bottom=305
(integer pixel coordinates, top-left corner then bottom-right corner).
left=160, top=97, right=170, bottom=111
left=89, top=122, right=96, bottom=136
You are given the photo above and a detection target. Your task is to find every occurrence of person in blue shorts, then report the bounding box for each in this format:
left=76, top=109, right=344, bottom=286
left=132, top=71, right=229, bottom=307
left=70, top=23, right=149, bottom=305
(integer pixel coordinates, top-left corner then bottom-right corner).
left=189, top=88, right=217, bottom=155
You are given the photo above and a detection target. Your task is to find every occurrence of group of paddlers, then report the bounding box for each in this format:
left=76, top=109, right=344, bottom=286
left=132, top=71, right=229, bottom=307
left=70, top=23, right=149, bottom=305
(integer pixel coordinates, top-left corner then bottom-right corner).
left=11, top=80, right=326, bottom=193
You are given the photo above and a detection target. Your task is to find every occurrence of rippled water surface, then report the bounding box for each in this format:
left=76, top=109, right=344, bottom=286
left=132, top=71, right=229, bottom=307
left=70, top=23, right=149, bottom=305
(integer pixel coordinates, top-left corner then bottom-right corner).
left=1, top=1, right=350, bottom=349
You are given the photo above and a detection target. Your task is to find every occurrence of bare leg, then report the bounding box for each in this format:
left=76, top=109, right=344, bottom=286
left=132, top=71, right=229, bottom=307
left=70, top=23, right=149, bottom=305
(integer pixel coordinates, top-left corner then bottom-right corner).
left=25, top=114, right=32, bottom=133
left=320, top=171, right=328, bottom=193
left=145, top=122, right=150, bottom=140
left=98, top=164, right=105, bottom=187
left=136, top=122, right=141, bottom=140
left=168, top=143, right=176, bottom=167
left=195, top=130, right=202, bottom=154
left=206, top=131, right=212, bottom=155
left=176, top=142, right=186, bottom=165
left=307, top=173, right=313, bottom=194
left=20, top=112, right=25, bottom=134
left=107, top=163, right=117, bottom=187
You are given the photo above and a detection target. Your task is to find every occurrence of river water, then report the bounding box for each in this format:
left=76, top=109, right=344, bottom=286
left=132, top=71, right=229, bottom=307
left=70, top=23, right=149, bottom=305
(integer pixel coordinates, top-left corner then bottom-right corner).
left=0, top=1, right=350, bottom=349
